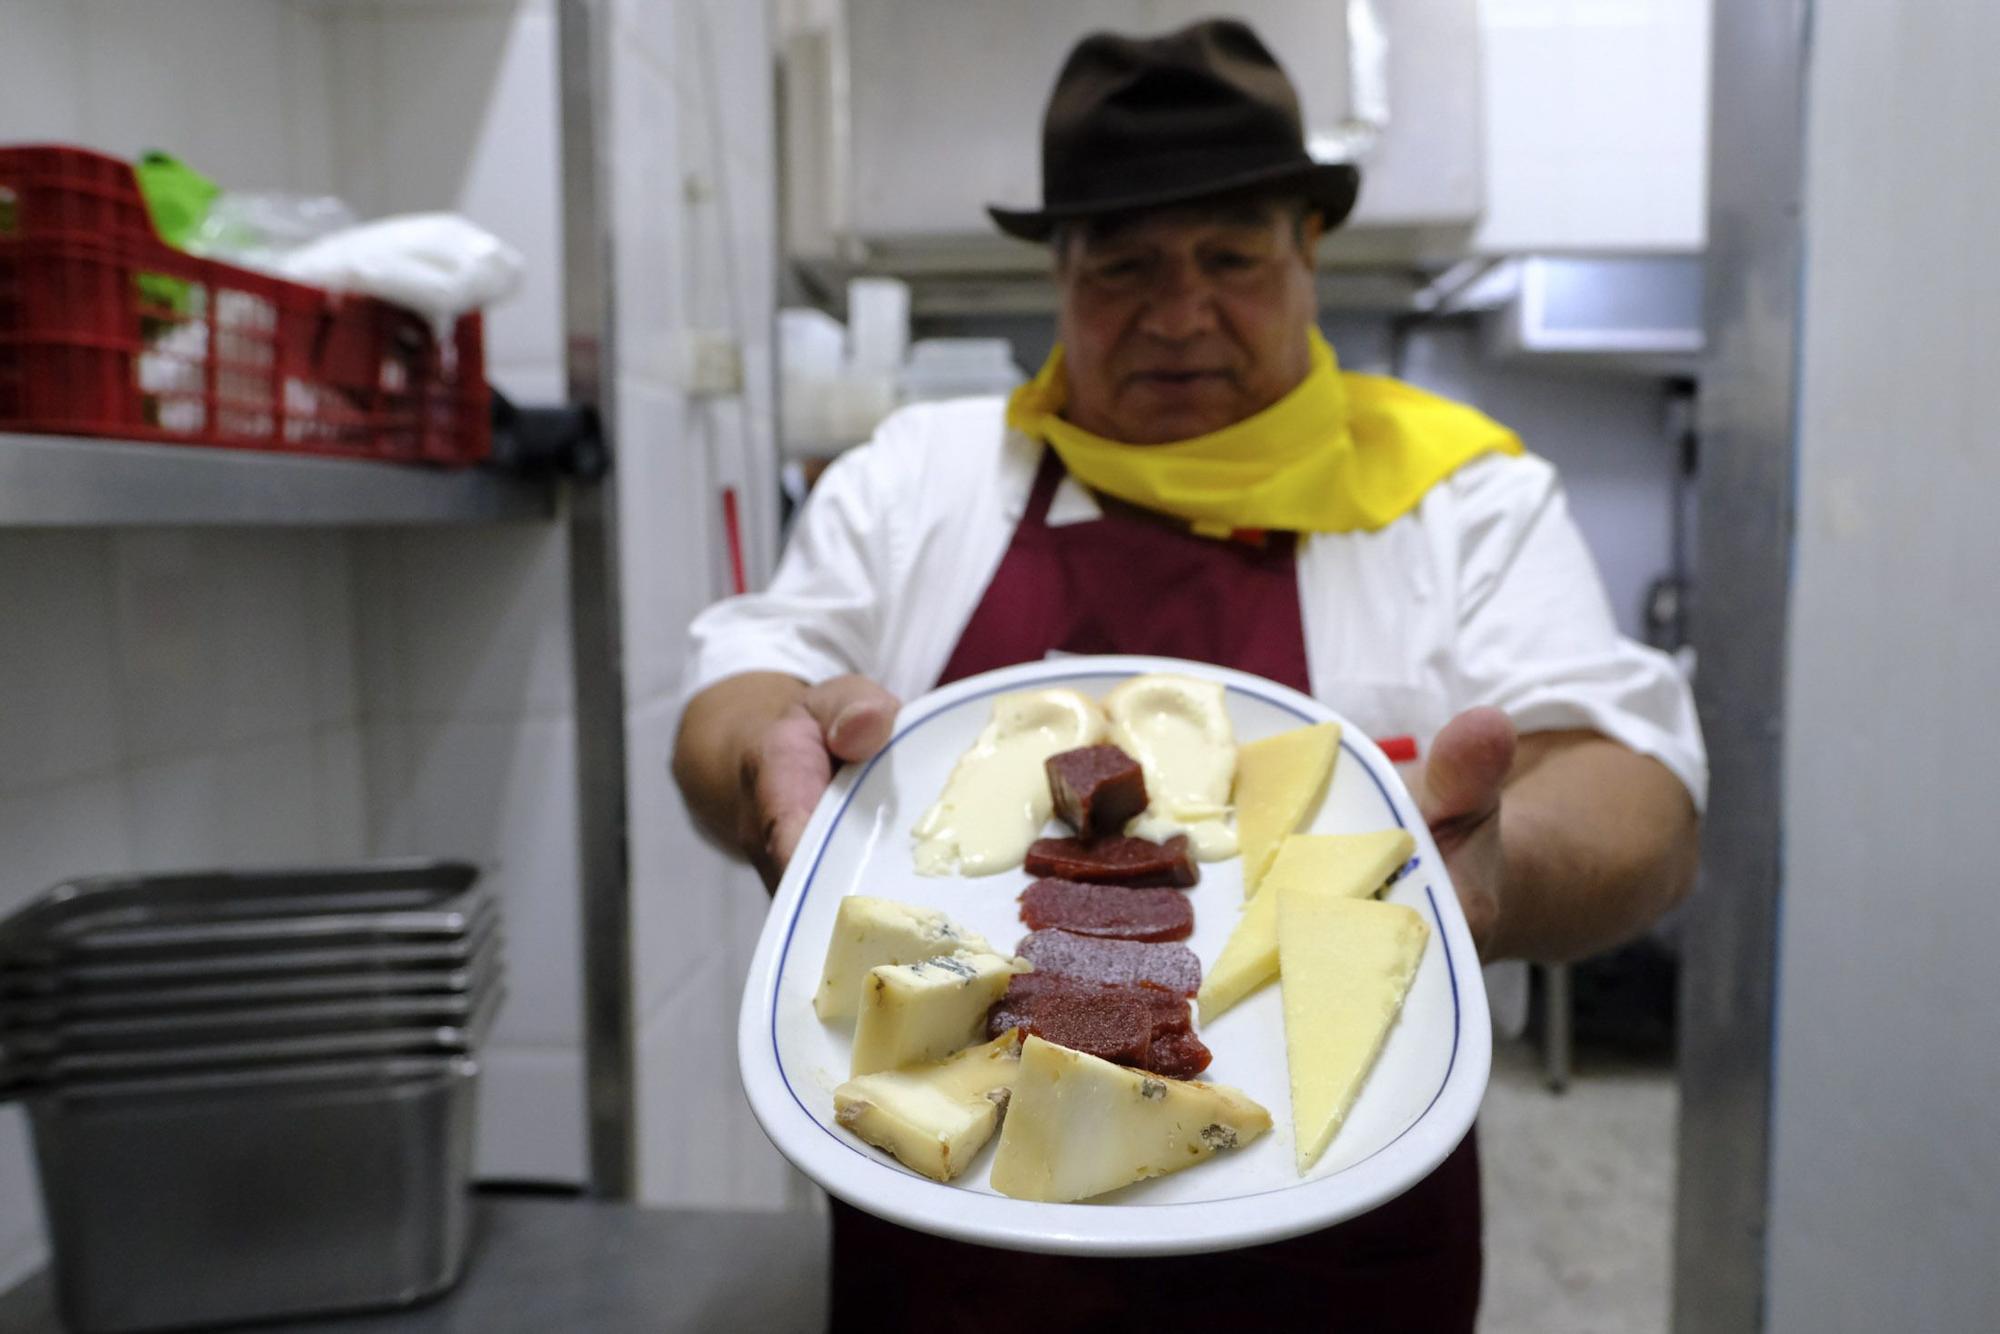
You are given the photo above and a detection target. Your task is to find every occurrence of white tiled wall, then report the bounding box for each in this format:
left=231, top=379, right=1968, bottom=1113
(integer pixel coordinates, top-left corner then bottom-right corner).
left=608, top=0, right=800, bottom=1209
left=319, top=0, right=591, bottom=1185
left=1475, top=0, right=1713, bottom=253
left=0, top=0, right=335, bottom=191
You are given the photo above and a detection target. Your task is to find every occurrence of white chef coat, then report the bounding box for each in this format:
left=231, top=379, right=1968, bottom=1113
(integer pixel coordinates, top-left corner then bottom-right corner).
left=683, top=396, right=1708, bottom=814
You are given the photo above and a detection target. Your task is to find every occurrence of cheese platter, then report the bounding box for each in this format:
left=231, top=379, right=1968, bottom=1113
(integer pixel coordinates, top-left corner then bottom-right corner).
left=736, top=654, right=1491, bottom=1256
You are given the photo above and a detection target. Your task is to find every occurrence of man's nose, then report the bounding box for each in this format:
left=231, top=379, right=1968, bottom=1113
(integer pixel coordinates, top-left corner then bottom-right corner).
left=1136, top=259, right=1219, bottom=340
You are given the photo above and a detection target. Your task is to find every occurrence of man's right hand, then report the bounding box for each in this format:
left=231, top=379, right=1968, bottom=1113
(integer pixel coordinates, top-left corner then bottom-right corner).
left=675, top=672, right=901, bottom=891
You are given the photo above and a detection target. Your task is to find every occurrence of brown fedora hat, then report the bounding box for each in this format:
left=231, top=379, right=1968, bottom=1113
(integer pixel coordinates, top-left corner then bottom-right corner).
left=988, top=18, right=1362, bottom=243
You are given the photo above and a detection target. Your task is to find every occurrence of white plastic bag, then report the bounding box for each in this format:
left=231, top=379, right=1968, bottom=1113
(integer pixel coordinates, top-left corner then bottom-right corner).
left=280, top=214, right=523, bottom=328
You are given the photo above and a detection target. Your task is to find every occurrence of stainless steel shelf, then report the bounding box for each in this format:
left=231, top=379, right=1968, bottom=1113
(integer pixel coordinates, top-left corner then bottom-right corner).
left=0, top=433, right=557, bottom=528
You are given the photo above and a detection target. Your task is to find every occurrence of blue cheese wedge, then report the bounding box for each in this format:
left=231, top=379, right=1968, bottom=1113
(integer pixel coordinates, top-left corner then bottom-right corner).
left=849, top=950, right=1029, bottom=1077
left=814, top=896, right=991, bottom=1020
left=832, top=1030, right=1023, bottom=1181
left=988, top=1036, right=1271, bottom=1202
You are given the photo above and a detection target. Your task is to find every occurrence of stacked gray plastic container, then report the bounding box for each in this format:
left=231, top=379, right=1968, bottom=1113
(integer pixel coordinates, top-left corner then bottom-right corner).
left=0, top=861, right=502, bottom=1334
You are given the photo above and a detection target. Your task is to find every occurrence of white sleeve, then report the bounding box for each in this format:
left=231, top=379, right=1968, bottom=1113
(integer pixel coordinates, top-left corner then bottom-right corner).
left=1446, top=455, right=1709, bottom=811
left=680, top=441, right=900, bottom=701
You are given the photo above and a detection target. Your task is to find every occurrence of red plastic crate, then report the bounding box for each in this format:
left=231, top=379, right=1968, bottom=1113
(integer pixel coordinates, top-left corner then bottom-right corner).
left=0, top=145, right=490, bottom=466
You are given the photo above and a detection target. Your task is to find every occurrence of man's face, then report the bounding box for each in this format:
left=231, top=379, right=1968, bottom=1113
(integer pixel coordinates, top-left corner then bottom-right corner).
left=1054, top=200, right=1323, bottom=444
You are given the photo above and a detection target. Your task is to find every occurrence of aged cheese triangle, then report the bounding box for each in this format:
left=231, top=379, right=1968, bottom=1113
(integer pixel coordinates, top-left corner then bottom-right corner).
left=833, top=1031, right=1022, bottom=1181
left=1275, top=891, right=1429, bottom=1174
left=850, top=951, right=1028, bottom=1077
left=1234, top=722, right=1341, bottom=899
left=815, top=895, right=992, bottom=1020
left=1196, top=829, right=1415, bottom=1024
left=989, top=1037, right=1272, bottom=1202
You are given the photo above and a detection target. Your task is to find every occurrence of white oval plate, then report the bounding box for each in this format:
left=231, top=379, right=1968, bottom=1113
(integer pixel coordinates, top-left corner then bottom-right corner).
left=737, top=655, right=1490, bottom=1256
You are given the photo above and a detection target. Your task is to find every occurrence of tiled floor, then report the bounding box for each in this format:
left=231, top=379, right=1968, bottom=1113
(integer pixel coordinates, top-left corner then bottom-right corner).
left=1479, top=1038, right=1677, bottom=1334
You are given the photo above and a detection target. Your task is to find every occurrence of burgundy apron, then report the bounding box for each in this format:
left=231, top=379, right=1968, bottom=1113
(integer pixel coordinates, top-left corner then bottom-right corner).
left=829, top=453, right=1482, bottom=1334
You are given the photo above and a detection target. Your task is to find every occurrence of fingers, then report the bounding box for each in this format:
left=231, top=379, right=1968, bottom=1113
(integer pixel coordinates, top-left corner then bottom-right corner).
left=800, top=675, right=902, bottom=763
left=1419, top=706, right=1517, bottom=832
left=738, top=676, right=899, bottom=890
left=741, top=710, right=836, bottom=890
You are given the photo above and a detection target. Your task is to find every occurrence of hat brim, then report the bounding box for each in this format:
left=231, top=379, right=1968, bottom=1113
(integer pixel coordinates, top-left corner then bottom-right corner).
left=987, top=159, right=1360, bottom=243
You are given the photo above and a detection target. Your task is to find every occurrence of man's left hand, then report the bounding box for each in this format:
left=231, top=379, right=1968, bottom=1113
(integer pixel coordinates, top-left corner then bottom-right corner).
left=1416, top=707, right=1518, bottom=961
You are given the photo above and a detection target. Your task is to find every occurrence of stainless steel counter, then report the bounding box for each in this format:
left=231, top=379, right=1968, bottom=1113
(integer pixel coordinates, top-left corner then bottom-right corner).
left=0, top=1197, right=829, bottom=1334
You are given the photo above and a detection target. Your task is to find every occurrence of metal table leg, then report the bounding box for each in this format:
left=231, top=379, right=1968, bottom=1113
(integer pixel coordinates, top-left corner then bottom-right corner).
left=1541, top=961, right=1572, bottom=1093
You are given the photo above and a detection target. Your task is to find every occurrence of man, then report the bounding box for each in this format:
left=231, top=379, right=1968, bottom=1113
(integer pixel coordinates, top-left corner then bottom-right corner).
left=675, top=19, right=1703, bottom=1332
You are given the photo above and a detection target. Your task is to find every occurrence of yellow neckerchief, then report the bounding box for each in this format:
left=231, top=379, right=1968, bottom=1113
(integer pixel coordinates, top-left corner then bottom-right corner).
left=1005, top=328, right=1524, bottom=536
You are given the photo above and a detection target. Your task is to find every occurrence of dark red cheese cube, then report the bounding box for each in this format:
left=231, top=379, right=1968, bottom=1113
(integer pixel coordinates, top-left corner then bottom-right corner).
left=1018, top=878, right=1193, bottom=942
left=1023, top=834, right=1198, bottom=888
left=1044, top=744, right=1148, bottom=837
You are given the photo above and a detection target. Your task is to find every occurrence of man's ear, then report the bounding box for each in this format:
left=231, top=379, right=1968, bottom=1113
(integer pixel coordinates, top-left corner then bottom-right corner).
left=1295, top=209, right=1325, bottom=263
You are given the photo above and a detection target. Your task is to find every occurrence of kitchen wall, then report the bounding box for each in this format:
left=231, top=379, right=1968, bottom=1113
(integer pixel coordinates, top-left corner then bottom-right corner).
left=1475, top=0, right=1711, bottom=253
left=1765, top=3, right=2000, bottom=1328
left=0, top=0, right=587, bottom=1286
left=0, top=0, right=351, bottom=1291
left=317, top=0, right=589, bottom=1187
left=605, top=0, right=800, bottom=1210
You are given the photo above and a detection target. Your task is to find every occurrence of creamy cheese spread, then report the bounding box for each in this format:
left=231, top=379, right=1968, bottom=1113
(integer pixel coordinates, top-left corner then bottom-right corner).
left=911, top=688, right=1107, bottom=875
left=1103, top=674, right=1239, bottom=860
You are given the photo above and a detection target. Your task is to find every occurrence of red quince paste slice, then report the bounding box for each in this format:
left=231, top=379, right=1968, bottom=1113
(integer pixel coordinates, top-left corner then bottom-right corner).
left=1022, top=834, right=1198, bottom=888
left=1018, top=878, right=1194, bottom=942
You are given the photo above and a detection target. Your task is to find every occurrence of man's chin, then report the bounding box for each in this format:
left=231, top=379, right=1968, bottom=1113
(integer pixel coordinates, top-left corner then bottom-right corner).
left=1114, top=408, right=1241, bottom=444
left=1110, top=388, right=1245, bottom=443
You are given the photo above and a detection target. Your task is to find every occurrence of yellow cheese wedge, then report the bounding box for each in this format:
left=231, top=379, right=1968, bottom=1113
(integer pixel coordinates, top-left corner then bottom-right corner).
left=988, top=1036, right=1271, bottom=1202
left=1195, top=829, right=1415, bottom=1024
left=1234, top=722, right=1341, bottom=898
left=1275, top=891, right=1429, bottom=1174
left=833, top=1031, right=1022, bottom=1181
left=850, top=950, right=1028, bottom=1077
left=1196, top=877, right=1279, bottom=1025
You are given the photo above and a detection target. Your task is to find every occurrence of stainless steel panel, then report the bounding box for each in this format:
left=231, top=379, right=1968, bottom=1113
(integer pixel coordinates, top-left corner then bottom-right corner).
left=30, top=1061, right=479, bottom=1333
left=0, top=862, right=482, bottom=961
left=4, top=985, right=498, bottom=1056
left=557, top=0, right=637, bottom=1201
left=0, top=432, right=555, bottom=529
left=0, top=904, right=500, bottom=993
left=0, top=930, right=502, bottom=1020
left=1, top=986, right=505, bottom=1095
left=32, top=1054, right=477, bottom=1106
left=1674, top=2, right=1811, bottom=1330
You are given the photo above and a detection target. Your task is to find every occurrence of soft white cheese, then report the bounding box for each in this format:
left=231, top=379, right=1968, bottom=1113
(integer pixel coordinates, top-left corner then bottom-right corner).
left=1104, top=674, right=1239, bottom=860
left=911, top=688, right=1107, bottom=876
